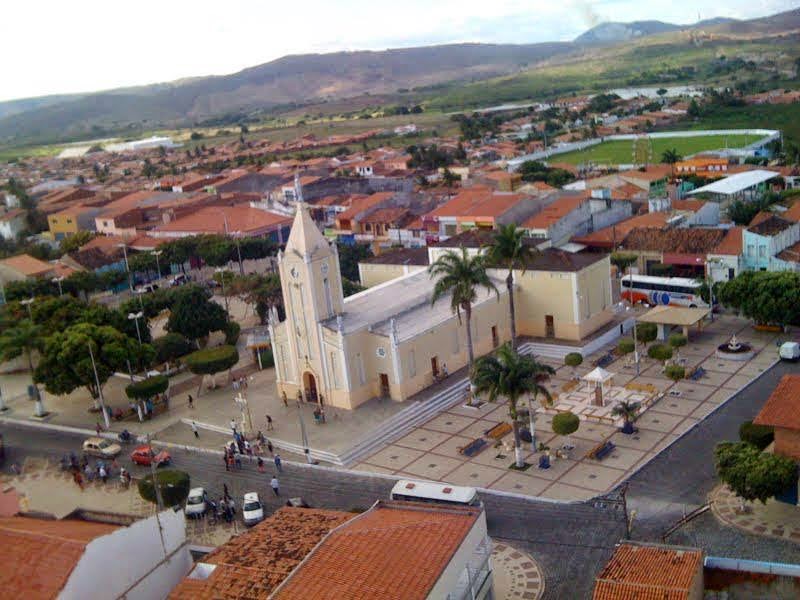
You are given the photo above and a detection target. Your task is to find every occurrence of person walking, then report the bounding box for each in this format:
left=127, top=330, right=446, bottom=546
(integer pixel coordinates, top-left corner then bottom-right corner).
left=257, top=456, right=265, bottom=473
left=281, top=391, right=288, bottom=408
left=191, top=421, right=199, bottom=438
left=95, top=422, right=102, bottom=435
left=224, top=452, right=230, bottom=472
left=267, top=440, right=274, bottom=455
left=99, top=464, right=107, bottom=484
left=270, top=476, right=280, bottom=496
left=235, top=453, right=242, bottom=470
left=274, top=453, right=282, bottom=473
left=73, top=470, right=84, bottom=490
left=187, top=395, right=194, bottom=409
left=233, top=378, right=240, bottom=392
left=266, top=415, right=273, bottom=431
left=230, top=418, right=237, bottom=433
left=223, top=483, right=230, bottom=503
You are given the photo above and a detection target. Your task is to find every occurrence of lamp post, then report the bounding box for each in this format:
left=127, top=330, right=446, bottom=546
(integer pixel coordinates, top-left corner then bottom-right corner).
left=52, top=276, right=65, bottom=297
left=88, top=341, right=111, bottom=429
left=20, top=297, right=34, bottom=319
left=128, top=311, right=144, bottom=347
left=221, top=213, right=244, bottom=275
left=151, top=250, right=163, bottom=281
left=625, top=269, right=640, bottom=376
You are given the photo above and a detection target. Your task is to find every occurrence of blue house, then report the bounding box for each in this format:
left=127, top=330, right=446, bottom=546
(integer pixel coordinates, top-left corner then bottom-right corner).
left=742, top=215, right=800, bottom=272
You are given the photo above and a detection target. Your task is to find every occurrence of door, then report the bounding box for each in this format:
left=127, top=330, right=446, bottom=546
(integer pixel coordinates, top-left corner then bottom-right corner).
left=491, top=325, right=499, bottom=348
left=379, top=373, right=390, bottom=397
left=545, top=315, right=555, bottom=338
left=431, top=356, right=439, bottom=378
left=303, top=372, right=318, bottom=403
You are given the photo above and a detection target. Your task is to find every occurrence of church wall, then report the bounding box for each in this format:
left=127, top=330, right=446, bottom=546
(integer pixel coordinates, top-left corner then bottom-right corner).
left=358, top=262, right=426, bottom=287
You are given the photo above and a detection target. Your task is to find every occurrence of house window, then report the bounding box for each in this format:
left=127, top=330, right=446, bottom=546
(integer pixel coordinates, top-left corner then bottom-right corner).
left=409, top=350, right=416, bottom=377
left=758, top=246, right=767, bottom=258
left=66, top=219, right=72, bottom=224
left=323, top=278, right=333, bottom=315
left=746, top=244, right=754, bottom=257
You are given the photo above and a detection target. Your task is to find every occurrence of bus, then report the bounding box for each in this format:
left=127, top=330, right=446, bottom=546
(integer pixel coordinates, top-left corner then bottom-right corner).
left=390, top=480, right=480, bottom=506
left=621, top=275, right=709, bottom=308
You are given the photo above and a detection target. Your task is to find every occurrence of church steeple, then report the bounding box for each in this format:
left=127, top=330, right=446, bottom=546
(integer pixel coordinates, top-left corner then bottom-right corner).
left=285, top=202, right=331, bottom=260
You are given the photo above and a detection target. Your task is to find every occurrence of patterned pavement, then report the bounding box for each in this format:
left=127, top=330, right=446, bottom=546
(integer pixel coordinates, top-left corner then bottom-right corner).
left=710, top=484, right=800, bottom=545
left=492, top=541, right=545, bottom=600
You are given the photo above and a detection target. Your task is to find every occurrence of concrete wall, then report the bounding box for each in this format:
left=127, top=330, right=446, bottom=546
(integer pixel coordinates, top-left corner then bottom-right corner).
left=358, top=262, right=425, bottom=287
left=61, top=509, right=191, bottom=600
left=774, top=428, right=800, bottom=461
left=428, top=512, right=492, bottom=600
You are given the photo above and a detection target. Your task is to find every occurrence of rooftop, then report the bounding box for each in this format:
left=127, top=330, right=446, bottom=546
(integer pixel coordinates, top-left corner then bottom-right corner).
left=747, top=215, right=795, bottom=237
left=593, top=542, right=703, bottom=600
left=0, top=253, right=55, bottom=277
left=572, top=212, right=669, bottom=248
left=688, top=169, right=779, bottom=196
left=274, top=501, right=481, bottom=600
left=621, top=227, right=726, bottom=254
left=753, top=374, right=800, bottom=431
left=155, top=206, right=290, bottom=236
left=712, top=227, right=743, bottom=256
left=362, top=247, right=430, bottom=266
left=523, top=193, right=588, bottom=230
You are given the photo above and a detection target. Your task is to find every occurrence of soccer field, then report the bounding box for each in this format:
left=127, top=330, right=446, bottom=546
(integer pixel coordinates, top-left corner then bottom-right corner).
left=553, top=134, right=758, bottom=166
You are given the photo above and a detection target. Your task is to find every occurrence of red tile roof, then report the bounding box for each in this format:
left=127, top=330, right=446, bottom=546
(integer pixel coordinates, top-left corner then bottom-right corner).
left=621, top=228, right=726, bottom=254
left=0, top=254, right=55, bottom=277
left=712, top=227, right=743, bottom=256
left=524, top=193, right=588, bottom=229
left=336, top=192, right=395, bottom=221
left=572, top=212, right=669, bottom=248
left=273, top=501, right=480, bottom=600
left=783, top=201, right=800, bottom=223
left=155, top=206, right=290, bottom=236
left=593, top=542, right=703, bottom=600
left=753, top=374, right=800, bottom=430
left=0, top=516, right=118, bottom=599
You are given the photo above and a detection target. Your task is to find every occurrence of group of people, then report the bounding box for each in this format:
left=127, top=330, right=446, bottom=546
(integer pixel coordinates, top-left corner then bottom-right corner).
left=232, top=376, right=249, bottom=392
left=63, top=452, right=122, bottom=490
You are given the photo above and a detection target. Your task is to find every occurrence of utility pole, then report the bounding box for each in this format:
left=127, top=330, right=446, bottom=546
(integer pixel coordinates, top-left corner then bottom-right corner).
left=88, top=342, right=111, bottom=429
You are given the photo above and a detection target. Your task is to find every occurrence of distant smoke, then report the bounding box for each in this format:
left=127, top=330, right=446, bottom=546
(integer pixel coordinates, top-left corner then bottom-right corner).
left=576, top=0, right=603, bottom=27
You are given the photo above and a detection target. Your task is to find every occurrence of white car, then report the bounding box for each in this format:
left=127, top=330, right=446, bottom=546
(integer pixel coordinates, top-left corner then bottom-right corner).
left=82, top=437, right=121, bottom=458
left=185, top=487, right=208, bottom=518
left=242, top=492, right=264, bottom=526
left=780, top=341, right=800, bottom=362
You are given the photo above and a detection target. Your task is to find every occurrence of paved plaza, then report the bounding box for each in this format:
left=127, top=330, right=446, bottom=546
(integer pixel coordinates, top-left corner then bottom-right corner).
left=710, top=484, right=800, bottom=545
left=355, top=314, right=783, bottom=501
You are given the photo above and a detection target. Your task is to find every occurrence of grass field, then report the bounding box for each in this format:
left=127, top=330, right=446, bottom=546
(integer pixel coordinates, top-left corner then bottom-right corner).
left=552, top=134, right=759, bottom=166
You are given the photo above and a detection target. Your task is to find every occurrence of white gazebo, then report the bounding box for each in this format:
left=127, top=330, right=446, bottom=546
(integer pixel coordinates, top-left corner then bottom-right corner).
left=583, top=366, right=615, bottom=407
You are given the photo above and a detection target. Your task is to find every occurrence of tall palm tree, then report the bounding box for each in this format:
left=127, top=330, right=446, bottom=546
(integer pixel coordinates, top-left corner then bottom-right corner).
left=612, top=400, right=641, bottom=434
left=485, top=224, right=536, bottom=349
left=0, top=319, right=44, bottom=414
left=429, top=248, right=498, bottom=389
left=661, top=148, right=682, bottom=177
left=473, top=344, right=550, bottom=468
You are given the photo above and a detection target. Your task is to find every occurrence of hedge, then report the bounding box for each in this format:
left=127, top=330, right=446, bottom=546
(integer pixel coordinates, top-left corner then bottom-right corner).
left=552, top=411, right=580, bottom=436
left=154, top=333, right=194, bottom=364
left=664, top=364, right=685, bottom=381
left=636, top=322, right=658, bottom=343
left=668, top=333, right=688, bottom=348
left=647, top=344, right=673, bottom=361
left=739, top=421, right=775, bottom=451
left=564, top=352, right=583, bottom=367
left=224, top=321, right=241, bottom=346
left=125, top=375, right=169, bottom=400
left=185, top=345, right=239, bottom=376
left=618, top=338, right=635, bottom=354
left=138, top=469, right=191, bottom=507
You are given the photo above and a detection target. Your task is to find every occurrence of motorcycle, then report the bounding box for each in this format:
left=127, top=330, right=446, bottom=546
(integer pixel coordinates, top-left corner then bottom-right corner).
left=118, top=430, right=133, bottom=443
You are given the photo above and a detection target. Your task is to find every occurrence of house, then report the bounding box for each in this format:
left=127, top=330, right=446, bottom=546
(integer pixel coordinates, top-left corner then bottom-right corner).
left=593, top=541, right=704, bottom=600
left=0, top=209, right=27, bottom=240
left=707, top=227, right=744, bottom=281
left=754, top=374, right=800, bottom=462
left=332, top=192, right=398, bottom=236
left=674, top=157, right=730, bottom=178
left=0, top=510, right=191, bottom=600
left=48, top=204, right=104, bottom=240
left=0, top=254, right=57, bottom=285
left=619, top=228, right=727, bottom=278
left=618, top=166, right=671, bottom=199
left=151, top=205, right=292, bottom=243
left=478, top=170, right=523, bottom=192
left=742, top=215, right=800, bottom=272
left=572, top=211, right=670, bottom=251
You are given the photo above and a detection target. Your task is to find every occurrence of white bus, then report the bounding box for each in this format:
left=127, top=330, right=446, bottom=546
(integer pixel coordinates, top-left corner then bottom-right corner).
left=390, top=480, right=480, bottom=506
left=621, top=275, right=709, bottom=308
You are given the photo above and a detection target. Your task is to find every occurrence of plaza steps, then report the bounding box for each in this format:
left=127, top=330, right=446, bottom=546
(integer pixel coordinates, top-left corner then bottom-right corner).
left=519, top=318, right=634, bottom=360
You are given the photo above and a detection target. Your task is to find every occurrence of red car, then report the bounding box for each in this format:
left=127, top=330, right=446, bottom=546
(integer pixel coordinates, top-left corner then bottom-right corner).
left=130, top=445, right=171, bottom=467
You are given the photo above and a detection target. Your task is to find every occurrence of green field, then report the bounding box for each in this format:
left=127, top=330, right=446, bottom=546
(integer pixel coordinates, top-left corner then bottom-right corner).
left=552, top=134, right=759, bottom=166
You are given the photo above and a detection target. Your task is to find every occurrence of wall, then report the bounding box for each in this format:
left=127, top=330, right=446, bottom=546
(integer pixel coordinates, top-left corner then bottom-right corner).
left=427, top=511, right=492, bottom=600
left=358, top=262, right=425, bottom=287
left=774, top=428, right=800, bottom=461
left=60, top=509, right=192, bottom=600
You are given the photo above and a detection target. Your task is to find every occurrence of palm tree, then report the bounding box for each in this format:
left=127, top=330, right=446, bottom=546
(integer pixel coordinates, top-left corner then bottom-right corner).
left=661, top=148, right=682, bottom=177
left=485, top=224, right=536, bottom=349
left=0, top=320, right=45, bottom=415
left=473, top=344, right=550, bottom=468
left=429, top=248, right=498, bottom=391
left=612, top=400, right=641, bottom=434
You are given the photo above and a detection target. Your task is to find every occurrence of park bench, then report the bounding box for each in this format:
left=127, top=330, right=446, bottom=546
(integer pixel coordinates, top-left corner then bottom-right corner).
left=458, top=438, right=488, bottom=458
left=594, top=353, right=614, bottom=368
left=484, top=422, right=512, bottom=440
left=587, top=440, right=615, bottom=461
left=688, top=366, right=706, bottom=381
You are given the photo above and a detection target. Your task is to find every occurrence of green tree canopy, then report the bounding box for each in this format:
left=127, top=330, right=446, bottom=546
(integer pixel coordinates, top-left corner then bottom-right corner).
left=154, top=333, right=194, bottom=365
left=59, top=231, right=97, bottom=254
left=0, top=319, right=42, bottom=375
left=166, top=286, right=228, bottom=343
left=125, top=375, right=169, bottom=400
left=564, top=352, right=583, bottom=367
left=715, top=441, right=797, bottom=504
left=337, top=242, right=372, bottom=281
left=716, top=271, right=800, bottom=327
left=636, top=322, right=658, bottom=343
left=552, top=412, right=580, bottom=437
left=185, top=345, right=239, bottom=376
left=610, top=253, right=638, bottom=274
left=138, top=469, right=191, bottom=507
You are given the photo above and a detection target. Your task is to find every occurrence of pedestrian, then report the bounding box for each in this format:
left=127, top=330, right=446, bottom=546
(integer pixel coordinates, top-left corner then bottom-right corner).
left=191, top=421, right=199, bottom=438
left=73, top=471, right=84, bottom=490
left=188, top=394, right=194, bottom=409
left=257, top=456, right=265, bottom=473
left=224, top=453, right=230, bottom=471
left=274, top=453, right=282, bottom=472
left=267, top=440, right=274, bottom=455
left=242, top=376, right=248, bottom=390
left=270, top=476, right=280, bottom=496
left=233, top=378, right=240, bottom=391
left=266, top=415, right=273, bottom=431
left=244, top=440, right=252, bottom=459
left=223, top=483, right=230, bottom=502
left=230, top=418, right=237, bottom=433
left=281, top=391, right=288, bottom=407
left=236, top=438, right=244, bottom=454
left=95, top=422, right=102, bottom=435
left=235, top=454, right=242, bottom=470
left=99, top=464, right=107, bottom=484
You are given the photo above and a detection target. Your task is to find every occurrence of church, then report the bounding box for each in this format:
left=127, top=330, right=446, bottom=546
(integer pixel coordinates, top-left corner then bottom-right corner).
left=269, top=204, right=614, bottom=410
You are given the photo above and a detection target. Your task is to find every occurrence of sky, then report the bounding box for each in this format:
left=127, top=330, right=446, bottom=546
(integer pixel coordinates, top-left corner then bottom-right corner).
left=0, top=0, right=796, bottom=102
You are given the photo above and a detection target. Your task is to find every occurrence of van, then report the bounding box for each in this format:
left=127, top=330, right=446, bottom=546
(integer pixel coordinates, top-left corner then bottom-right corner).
left=779, top=342, right=800, bottom=362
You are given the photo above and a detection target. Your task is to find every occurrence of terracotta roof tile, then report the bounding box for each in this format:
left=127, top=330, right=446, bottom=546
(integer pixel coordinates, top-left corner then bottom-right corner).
left=753, top=374, right=800, bottom=430
left=273, top=501, right=480, bottom=600
left=621, top=228, right=726, bottom=254
left=712, top=227, right=743, bottom=256
left=748, top=215, right=795, bottom=237
left=155, top=206, right=290, bottom=236
left=0, top=254, right=55, bottom=277
left=783, top=201, right=800, bottom=223
left=524, top=193, right=588, bottom=229
left=572, top=212, right=669, bottom=248
left=593, top=542, right=703, bottom=600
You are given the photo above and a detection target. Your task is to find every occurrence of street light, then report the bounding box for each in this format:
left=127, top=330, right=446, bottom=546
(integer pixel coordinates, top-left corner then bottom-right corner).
left=52, top=276, right=65, bottom=297
left=88, top=341, right=111, bottom=429
left=128, top=311, right=144, bottom=346
left=221, top=212, right=244, bottom=275
left=20, top=297, right=34, bottom=319
left=151, top=250, right=163, bottom=281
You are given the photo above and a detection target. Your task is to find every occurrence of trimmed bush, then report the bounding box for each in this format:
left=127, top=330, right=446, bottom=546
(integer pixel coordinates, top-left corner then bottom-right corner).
left=564, top=352, right=583, bottom=368
left=224, top=321, right=241, bottom=345
left=154, top=333, right=194, bottom=365
left=185, top=345, right=239, bottom=376
left=125, top=375, right=169, bottom=400
left=664, top=364, right=685, bottom=381
left=618, top=338, right=635, bottom=355
left=552, top=411, right=580, bottom=437
left=739, top=420, right=775, bottom=451
left=647, top=344, right=673, bottom=361
left=138, top=469, right=190, bottom=507
left=668, top=333, right=688, bottom=348
left=636, top=322, right=657, bottom=343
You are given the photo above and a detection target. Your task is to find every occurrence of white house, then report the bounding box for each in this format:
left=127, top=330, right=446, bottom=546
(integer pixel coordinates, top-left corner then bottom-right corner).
left=0, top=209, right=27, bottom=240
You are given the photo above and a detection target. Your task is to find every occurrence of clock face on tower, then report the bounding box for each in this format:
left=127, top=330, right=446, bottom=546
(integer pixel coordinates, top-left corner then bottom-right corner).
left=321, top=262, right=329, bottom=275
left=290, top=267, right=299, bottom=279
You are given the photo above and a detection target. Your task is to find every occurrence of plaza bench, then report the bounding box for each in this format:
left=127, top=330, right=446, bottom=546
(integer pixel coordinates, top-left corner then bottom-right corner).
left=458, top=438, right=488, bottom=458
left=594, top=353, right=614, bottom=368
left=484, top=422, right=513, bottom=440
left=688, top=366, right=706, bottom=381
left=587, top=440, right=615, bottom=461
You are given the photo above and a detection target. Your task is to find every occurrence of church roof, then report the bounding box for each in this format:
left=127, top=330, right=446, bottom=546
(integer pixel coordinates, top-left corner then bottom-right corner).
left=285, top=203, right=331, bottom=258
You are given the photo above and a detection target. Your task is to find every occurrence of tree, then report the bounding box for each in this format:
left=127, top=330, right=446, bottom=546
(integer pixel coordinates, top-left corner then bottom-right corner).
left=472, top=344, right=551, bottom=468
left=441, top=167, right=460, bottom=187
left=125, top=375, right=169, bottom=401
left=739, top=421, right=774, bottom=451
left=618, top=338, right=635, bottom=354
left=665, top=364, right=685, bottom=381
left=715, top=441, right=797, bottom=506
left=668, top=333, right=688, bottom=348
left=612, top=401, right=641, bottom=434
left=59, top=231, right=97, bottom=254
left=185, top=345, right=239, bottom=395
left=647, top=344, right=673, bottom=361
left=552, top=412, right=580, bottom=445
left=687, top=98, right=701, bottom=118
left=429, top=248, right=499, bottom=390
left=661, top=149, right=682, bottom=177
left=0, top=320, right=44, bottom=413
left=166, top=286, right=228, bottom=345
left=336, top=242, right=372, bottom=281
left=153, top=333, right=194, bottom=368
left=716, top=271, right=800, bottom=327
left=138, top=469, right=191, bottom=507
left=485, top=224, right=535, bottom=349
left=610, top=253, right=637, bottom=276
left=636, top=322, right=657, bottom=344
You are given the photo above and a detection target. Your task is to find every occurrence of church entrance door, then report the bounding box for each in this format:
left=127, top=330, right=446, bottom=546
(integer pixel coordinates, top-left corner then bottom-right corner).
left=303, top=372, right=318, bottom=404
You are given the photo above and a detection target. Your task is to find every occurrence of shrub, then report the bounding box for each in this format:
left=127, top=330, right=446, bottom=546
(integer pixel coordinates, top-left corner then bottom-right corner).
left=636, top=322, right=657, bottom=343
left=138, top=469, right=190, bottom=507
left=257, top=346, right=274, bottom=368
left=552, top=411, right=580, bottom=437
left=739, top=421, right=775, bottom=450
left=618, top=338, right=635, bottom=354
left=668, top=334, right=688, bottom=348
left=564, top=352, right=583, bottom=368
left=665, top=364, right=685, bottom=381
left=715, top=441, right=797, bottom=504
left=647, top=344, right=673, bottom=361
left=125, top=375, right=169, bottom=400
left=224, top=321, right=241, bottom=345
left=185, top=345, right=239, bottom=376
left=154, top=333, right=194, bottom=365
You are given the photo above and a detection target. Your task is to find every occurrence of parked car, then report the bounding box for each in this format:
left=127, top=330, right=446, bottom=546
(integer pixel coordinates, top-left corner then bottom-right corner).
left=130, top=445, right=171, bottom=467
left=134, top=283, right=159, bottom=294
left=185, top=487, right=209, bottom=518
left=169, top=274, right=189, bottom=287
left=242, top=492, right=264, bottom=526
left=779, top=341, right=800, bottom=362
left=82, top=437, right=121, bottom=458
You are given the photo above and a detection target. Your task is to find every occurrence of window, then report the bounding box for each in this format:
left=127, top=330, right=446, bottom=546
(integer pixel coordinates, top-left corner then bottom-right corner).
left=747, top=244, right=754, bottom=257
left=66, top=219, right=72, bottom=224
left=758, top=245, right=767, bottom=258
left=409, top=350, right=416, bottom=377
left=323, top=278, right=333, bottom=315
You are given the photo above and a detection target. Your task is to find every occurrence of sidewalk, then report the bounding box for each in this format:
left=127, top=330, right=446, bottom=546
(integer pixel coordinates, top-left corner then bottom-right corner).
left=709, top=484, right=800, bottom=545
